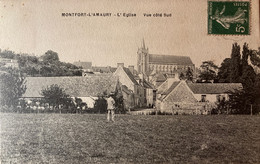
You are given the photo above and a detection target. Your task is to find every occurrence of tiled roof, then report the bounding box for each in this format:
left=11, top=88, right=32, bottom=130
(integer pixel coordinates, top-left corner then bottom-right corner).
left=162, top=81, right=181, bottom=95
left=149, top=54, right=194, bottom=65
left=155, top=81, right=164, bottom=88
left=157, top=81, right=168, bottom=94
left=122, top=85, right=133, bottom=95
left=73, top=61, right=92, bottom=69
left=156, top=73, right=167, bottom=82
left=22, top=74, right=118, bottom=98
left=187, top=83, right=243, bottom=94
left=92, top=66, right=117, bottom=73
left=159, top=82, right=243, bottom=101
left=123, top=67, right=139, bottom=85
left=143, top=79, right=154, bottom=89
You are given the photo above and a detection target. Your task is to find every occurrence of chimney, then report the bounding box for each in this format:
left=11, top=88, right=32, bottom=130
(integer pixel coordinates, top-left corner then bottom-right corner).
left=138, top=73, right=144, bottom=80
left=128, top=65, right=134, bottom=75
left=138, top=73, right=144, bottom=85
left=117, top=63, right=124, bottom=68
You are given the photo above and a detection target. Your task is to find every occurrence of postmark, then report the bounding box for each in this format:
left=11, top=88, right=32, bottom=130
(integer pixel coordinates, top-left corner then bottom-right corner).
left=208, top=1, right=250, bottom=35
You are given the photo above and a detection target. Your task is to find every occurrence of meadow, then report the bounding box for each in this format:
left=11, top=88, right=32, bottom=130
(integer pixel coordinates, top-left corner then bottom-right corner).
left=0, top=114, right=260, bottom=163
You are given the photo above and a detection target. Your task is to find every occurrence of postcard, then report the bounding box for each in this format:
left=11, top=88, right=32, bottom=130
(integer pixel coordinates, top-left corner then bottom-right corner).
left=0, top=0, right=259, bottom=163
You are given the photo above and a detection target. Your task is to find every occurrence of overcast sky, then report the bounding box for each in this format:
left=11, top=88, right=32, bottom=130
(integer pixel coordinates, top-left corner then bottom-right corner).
left=0, top=0, right=259, bottom=68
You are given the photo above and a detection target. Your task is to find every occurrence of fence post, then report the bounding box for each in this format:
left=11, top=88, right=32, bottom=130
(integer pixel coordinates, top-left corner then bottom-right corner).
left=250, top=104, right=253, bottom=116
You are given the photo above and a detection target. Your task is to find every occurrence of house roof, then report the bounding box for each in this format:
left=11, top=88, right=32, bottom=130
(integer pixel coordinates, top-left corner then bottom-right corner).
left=155, top=73, right=167, bottom=82
left=155, top=81, right=164, bottom=88
left=73, top=61, right=92, bottom=69
left=159, top=81, right=243, bottom=101
left=92, top=66, right=117, bottom=73
left=22, top=75, right=118, bottom=98
left=187, top=83, right=243, bottom=94
left=156, top=80, right=168, bottom=94
left=143, top=79, right=154, bottom=89
left=122, top=67, right=139, bottom=85
left=122, top=85, right=133, bottom=95
left=161, top=81, right=181, bottom=95
left=149, top=54, right=194, bottom=65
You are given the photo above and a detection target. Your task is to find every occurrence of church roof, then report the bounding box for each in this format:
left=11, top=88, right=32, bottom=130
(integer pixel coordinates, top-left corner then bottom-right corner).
left=149, top=54, right=193, bottom=65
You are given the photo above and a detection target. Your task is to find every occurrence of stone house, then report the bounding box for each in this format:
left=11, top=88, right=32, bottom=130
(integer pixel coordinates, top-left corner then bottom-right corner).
left=135, top=73, right=155, bottom=107
left=114, top=63, right=146, bottom=108
left=157, top=80, right=242, bottom=114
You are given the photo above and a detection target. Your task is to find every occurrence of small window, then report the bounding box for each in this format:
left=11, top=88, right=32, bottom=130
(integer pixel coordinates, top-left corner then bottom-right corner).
left=201, top=95, right=206, bottom=102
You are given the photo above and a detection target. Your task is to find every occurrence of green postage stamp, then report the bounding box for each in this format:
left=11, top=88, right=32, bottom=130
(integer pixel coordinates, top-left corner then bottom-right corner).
left=208, top=1, right=250, bottom=35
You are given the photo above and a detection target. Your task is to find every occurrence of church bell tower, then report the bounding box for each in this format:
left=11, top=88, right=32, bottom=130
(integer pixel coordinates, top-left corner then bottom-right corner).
left=137, top=39, right=149, bottom=74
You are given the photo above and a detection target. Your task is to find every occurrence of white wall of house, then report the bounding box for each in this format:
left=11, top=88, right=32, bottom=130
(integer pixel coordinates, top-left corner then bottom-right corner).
left=114, top=67, right=135, bottom=91
left=146, top=88, right=154, bottom=106
left=77, top=97, right=97, bottom=108
left=193, top=94, right=229, bottom=103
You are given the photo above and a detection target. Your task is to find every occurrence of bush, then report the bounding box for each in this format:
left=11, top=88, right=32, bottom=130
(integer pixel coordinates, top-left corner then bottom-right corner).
left=41, top=84, right=74, bottom=113
left=93, top=96, right=107, bottom=114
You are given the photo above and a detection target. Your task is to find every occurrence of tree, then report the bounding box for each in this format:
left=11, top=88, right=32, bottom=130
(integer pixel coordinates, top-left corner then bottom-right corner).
left=0, top=68, right=26, bottom=110
left=217, top=58, right=232, bottom=82
left=250, top=48, right=260, bottom=68
left=112, top=89, right=125, bottom=114
left=41, top=84, right=73, bottom=113
left=74, top=97, right=87, bottom=113
left=0, top=50, right=16, bottom=59
left=93, top=96, right=107, bottom=114
left=253, top=74, right=260, bottom=109
left=242, top=43, right=249, bottom=67
left=198, top=61, right=218, bottom=83
left=185, top=67, right=193, bottom=81
left=218, top=43, right=260, bottom=114
left=179, top=72, right=185, bottom=80
left=230, top=43, right=241, bottom=82
left=1, top=48, right=82, bottom=77
left=241, top=65, right=256, bottom=91
left=41, top=50, right=59, bottom=64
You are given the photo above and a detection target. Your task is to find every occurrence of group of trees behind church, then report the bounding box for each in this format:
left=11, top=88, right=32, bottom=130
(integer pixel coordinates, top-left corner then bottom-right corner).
left=196, top=43, right=260, bottom=114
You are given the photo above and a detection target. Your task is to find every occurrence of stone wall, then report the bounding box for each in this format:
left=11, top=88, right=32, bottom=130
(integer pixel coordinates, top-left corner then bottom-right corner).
left=160, top=102, right=216, bottom=115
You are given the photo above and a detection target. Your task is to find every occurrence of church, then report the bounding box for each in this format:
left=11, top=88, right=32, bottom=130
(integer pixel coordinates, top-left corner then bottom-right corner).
left=137, top=40, right=195, bottom=81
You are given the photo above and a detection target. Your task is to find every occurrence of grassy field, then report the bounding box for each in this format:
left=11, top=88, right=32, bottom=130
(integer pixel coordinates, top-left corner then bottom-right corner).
left=0, top=114, right=260, bottom=163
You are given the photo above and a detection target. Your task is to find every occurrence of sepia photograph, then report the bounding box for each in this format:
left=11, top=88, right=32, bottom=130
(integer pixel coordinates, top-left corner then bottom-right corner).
left=0, top=0, right=260, bottom=163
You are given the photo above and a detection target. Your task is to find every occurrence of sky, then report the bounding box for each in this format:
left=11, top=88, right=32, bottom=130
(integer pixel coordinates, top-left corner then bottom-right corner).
left=0, top=0, right=259, bottom=68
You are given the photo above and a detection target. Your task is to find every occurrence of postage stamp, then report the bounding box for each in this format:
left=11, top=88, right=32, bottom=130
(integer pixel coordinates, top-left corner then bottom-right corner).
left=208, top=1, right=250, bottom=35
